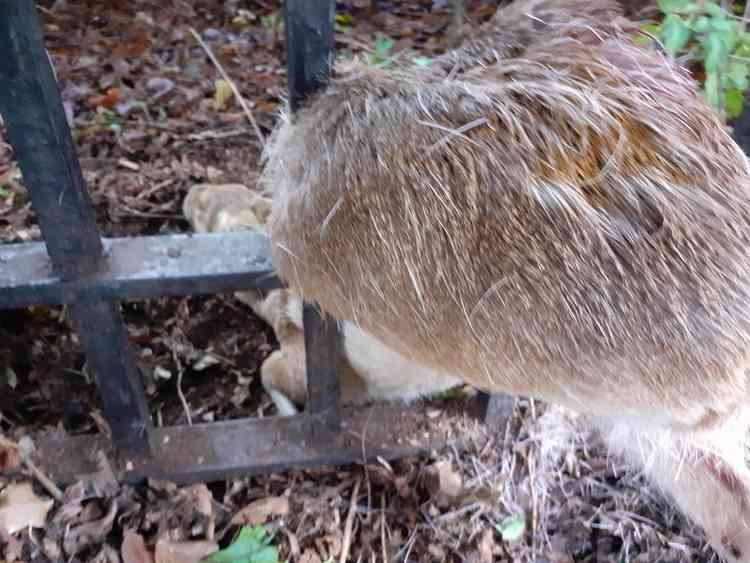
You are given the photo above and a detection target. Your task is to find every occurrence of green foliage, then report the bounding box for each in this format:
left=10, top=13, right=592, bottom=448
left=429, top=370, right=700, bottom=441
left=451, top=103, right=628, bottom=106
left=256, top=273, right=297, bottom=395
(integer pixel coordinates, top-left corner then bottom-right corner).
left=0, top=185, right=10, bottom=198
left=431, top=387, right=464, bottom=401
left=363, top=33, right=397, bottom=67
left=202, top=526, right=279, bottom=563
left=260, top=13, right=282, bottom=30
left=361, top=33, right=433, bottom=69
left=642, top=0, right=750, bottom=119
left=495, top=514, right=526, bottom=543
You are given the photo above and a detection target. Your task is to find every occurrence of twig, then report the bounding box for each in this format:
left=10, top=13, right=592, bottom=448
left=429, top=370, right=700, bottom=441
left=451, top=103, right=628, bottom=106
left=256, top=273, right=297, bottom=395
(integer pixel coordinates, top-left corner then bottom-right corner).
left=360, top=408, right=374, bottom=524
left=380, top=493, right=388, bottom=563
left=176, top=368, right=192, bottom=426
left=0, top=437, right=64, bottom=502
left=339, top=476, right=362, bottom=563
left=170, top=333, right=193, bottom=426
left=188, top=27, right=266, bottom=149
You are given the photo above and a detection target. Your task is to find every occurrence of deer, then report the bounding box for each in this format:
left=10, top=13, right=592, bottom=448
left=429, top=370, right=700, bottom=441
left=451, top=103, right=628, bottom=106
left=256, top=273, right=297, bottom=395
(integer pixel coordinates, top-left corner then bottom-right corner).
left=182, top=183, right=463, bottom=416
left=255, top=0, right=750, bottom=560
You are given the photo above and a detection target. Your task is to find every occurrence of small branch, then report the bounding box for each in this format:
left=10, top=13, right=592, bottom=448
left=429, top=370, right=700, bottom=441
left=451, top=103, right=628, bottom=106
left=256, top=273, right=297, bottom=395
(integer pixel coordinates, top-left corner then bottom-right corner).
left=188, top=27, right=266, bottom=149
left=0, top=437, right=64, bottom=502
left=176, top=368, right=192, bottom=426
left=339, top=476, right=362, bottom=563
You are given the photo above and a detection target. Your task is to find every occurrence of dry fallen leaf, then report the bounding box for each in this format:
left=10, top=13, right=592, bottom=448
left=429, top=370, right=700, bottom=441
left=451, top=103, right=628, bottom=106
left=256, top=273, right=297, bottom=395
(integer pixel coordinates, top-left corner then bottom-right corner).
left=181, top=483, right=215, bottom=539
left=154, top=538, right=218, bottom=563
left=214, top=79, right=234, bottom=109
left=0, top=440, right=21, bottom=472
left=122, top=531, right=154, bottom=563
left=63, top=500, right=118, bottom=556
left=299, top=548, right=323, bottom=563
left=477, top=528, right=495, bottom=563
left=423, top=461, right=463, bottom=506
left=230, top=496, right=289, bottom=526
left=0, top=482, right=54, bottom=534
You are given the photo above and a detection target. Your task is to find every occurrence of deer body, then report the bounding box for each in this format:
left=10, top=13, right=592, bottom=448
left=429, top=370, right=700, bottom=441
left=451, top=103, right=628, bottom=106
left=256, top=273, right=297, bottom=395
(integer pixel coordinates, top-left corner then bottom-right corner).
left=260, top=1, right=750, bottom=560
left=183, top=184, right=462, bottom=415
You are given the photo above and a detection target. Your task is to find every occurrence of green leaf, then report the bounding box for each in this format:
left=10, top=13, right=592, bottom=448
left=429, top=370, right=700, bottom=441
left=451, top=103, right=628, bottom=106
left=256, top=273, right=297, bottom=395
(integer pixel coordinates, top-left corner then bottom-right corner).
left=704, top=31, right=729, bottom=72
left=709, top=17, right=740, bottom=35
left=0, top=185, right=10, bottom=198
left=496, top=515, right=526, bottom=543
left=641, top=23, right=661, bottom=34
left=412, top=56, right=433, bottom=66
left=633, top=22, right=660, bottom=45
left=691, top=16, right=710, bottom=33
left=661, top=14, right=691, bottom=55
left=725, top=88, right=745, bottom=118
left=727, top=61, right=749, bottom=90
left=657, top=0, right=699, bottom=13
left=704, top=2, right=726, bottom=18
left=334, top=13, right=354, bottom=26
left=704, top=71, right=721, bottom=110
left=374, top=33, right=394, bottom=58
left=202, top=526, right=279, bottom=563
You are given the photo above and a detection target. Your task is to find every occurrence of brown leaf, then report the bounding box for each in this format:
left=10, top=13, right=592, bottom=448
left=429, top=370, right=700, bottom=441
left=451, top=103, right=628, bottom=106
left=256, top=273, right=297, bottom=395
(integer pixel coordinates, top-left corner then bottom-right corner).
left=154, top=539, right=218, bottom=563
left=112, top=30, right=151, bottom=59
left=477, top=528, right=495, bottom=563
left=0, top=528, right=23, bottom=562
left=214, top=80, right=234, bottom=110
left=89, top=88, right=121, bottom=109
left=0, top=441, right=21, bottom=472
left=230, top=496, right=289, bottom=526
left=423, top=461, right=464, bottom=506
left=122, top=531, right=154, bottom=563
left=299, top=548, right=323, bottom=563
left=63, top=500, right=118, bottom=556
left=0, top=482, right=54, bottom=534
left=181, top=483, right=215, bottom=539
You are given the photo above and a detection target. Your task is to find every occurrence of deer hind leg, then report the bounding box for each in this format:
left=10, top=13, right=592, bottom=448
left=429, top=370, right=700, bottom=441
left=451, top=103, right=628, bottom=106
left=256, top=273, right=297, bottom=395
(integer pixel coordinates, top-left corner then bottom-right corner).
left=599, top=406, right=750, bottom=562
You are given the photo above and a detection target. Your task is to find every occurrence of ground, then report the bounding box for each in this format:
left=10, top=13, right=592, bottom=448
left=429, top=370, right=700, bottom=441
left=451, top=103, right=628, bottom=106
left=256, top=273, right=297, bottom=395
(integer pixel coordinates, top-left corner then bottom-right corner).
left=0, top=1, right=727, bottom=561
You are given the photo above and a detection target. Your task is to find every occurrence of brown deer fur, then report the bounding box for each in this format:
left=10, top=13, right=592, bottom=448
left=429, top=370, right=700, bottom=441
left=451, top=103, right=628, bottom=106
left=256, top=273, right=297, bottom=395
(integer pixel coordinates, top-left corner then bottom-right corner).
left=260, top=0, right=750, bottom=560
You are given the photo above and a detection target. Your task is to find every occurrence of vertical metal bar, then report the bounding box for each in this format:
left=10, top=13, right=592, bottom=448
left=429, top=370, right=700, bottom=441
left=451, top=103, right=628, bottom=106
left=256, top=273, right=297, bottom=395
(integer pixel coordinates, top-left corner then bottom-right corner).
left=285, top=0, right=336, bottom=113
left=285, top=0, right=341, bottom=432
left=0, top=1, right=152, bottom=456
left=475, top=392, right=516, bottom=427
left=303, top=305, right=342, bottom=433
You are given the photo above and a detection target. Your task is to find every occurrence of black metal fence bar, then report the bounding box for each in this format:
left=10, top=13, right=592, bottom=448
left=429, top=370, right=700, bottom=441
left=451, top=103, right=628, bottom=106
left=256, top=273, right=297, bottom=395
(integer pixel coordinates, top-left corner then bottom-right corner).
left=0, top=231, right=282, bottom=309
left=0, top=1, right=152, bottom=456
left=0, top=0, right=512, bottom=483
left=285, top=0, right=336, bottom=113
left=26, top=400, right=471, bottom=487
left=285, top=0, right=343, bottom=430
left=303, top=305, right=342, bottom=433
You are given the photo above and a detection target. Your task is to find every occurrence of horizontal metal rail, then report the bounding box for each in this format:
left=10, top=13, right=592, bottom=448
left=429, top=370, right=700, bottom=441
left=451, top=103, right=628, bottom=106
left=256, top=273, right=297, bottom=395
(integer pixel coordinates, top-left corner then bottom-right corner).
left=25, top=399, right=480, bottom=486
left=0, top=0, right=513, bottom=482
left=0, top=231, right=282, bottom=309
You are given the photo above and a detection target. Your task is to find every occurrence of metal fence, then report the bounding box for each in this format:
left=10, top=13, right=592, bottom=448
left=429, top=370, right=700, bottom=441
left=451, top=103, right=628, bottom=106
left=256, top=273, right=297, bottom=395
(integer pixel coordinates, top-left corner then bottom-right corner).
left=0, top=0, right=508, bottom=485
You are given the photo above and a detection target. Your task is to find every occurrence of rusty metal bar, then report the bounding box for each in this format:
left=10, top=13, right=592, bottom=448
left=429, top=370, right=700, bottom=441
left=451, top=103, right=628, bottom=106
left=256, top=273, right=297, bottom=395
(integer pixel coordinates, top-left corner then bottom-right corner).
left=0, top=232, right=281, bottom=309
left=303, top=305, right=342, bottom=434
left=27, top=400, right=475, bottom=486
left=285, top=0, right=343, bottom=432
left=0, top=0, right=152, bottom=456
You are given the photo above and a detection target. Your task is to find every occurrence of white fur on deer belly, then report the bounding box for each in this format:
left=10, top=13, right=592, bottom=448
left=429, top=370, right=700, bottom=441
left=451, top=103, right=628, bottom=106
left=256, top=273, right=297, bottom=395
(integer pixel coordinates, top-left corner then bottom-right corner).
left=342, top=323, right=463, bottom=402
